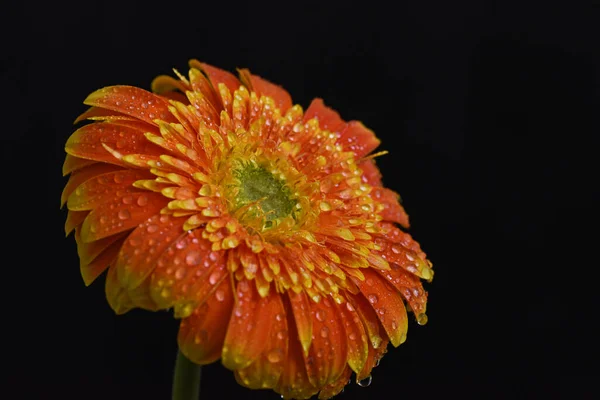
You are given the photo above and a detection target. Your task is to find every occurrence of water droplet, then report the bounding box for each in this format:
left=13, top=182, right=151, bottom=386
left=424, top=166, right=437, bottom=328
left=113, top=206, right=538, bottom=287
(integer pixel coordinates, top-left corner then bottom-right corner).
left=346, top=302, right=355, bottom=312
left=391, top=245, right=401, bottom=254
left=315, top=310, right=325, bottom=322
left=275, top=313, right=283, bottom=322
left=215, top=289, right=225, bottom=302
left=208, top=271, right=220, bottom=285
left=368, top=294, right=378, bottom=304
left=147, top=224, right=159, bottom=233
left=175, top=268, right=186, bottom=280
left=320, top=326, right=329, bottom=338
left=349, top=332, right=357, bottom=340
left=267, top=349, right=282, bottom=363
left=316, top=349, right=324, bottom=358
left=357, top=375, right=372, bottom=387
left=122, top=195, right=133, bottom=204
left=186, top=250, right=201, bottom=266
left=276, top=331, right=285, bottom=340
left=378, top=308, right=386, bottom=315
left=99, top=215, right=108, bottom=224
left=391, top=320, right=397, bottom=330
left=137, top=195, right=148, bottom=206
left=375, top=358, right=381, bottom=367
left=118, top=209, right=130, bottom=220
left=417, top=313, right=428, bottom=326
left=235, top=308, right=243, bottom=317
left=406, top=253, right=415, bottom=261
left=366, top=278, right=374, bottom=286
left=194, top=330, right=208, bottom=344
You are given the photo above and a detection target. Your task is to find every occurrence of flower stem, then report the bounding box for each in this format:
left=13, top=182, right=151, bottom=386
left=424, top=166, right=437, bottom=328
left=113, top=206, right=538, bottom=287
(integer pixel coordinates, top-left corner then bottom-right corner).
left=172, top=350, right=202, bottom=400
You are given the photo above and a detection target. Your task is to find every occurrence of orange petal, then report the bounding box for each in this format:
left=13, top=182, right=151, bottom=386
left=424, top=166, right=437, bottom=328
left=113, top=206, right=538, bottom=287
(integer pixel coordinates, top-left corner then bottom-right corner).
left=80, top=237, right=123, bottom=286
left=192, top=61, right=241, bottom=95
left=275, top=306, right=318, bottom=399
left=347, top=292, right=384, bottom=350
left=84, top=86, right=177, bottom=125
left=374, top=234, right=432, bottom=281
left=357, top=337, right=389, bottom=382
left=116, top=214, right=186, bottom=290
left=242, top=71, right=292, bottom=112
left=222, top=280, right=277, bottom=370
left=65, top=122, right=163, bottom=167
left=288, top=290, right=313, bottom=356
left=62, top=155, right=96, bottom=176
left=318, top=366, right=351, bottom=400
left=351, top=269, right=408, bottom=347
left=65, top=210, right=89, bottom=236
left=304, top=98, right=347, bottom=133
left=178, top=277, right=234, bottom=364
left=151, top=75, right=189, bottom=94
left=338, top=121, right=380, bottom=159
left=80, top=192, right=168, bottom=243
left=75, top=228, right=127, bottom=269
left=304, top=297, right=347, bottom=388
left=371, top=187, right=410, bottom=227
left=377, top=264, right=428, bottom=320
left=149, top=230, right=225, bottom=314
left=74, top=106, right=131, bottom=124
left=359, top=159, right=382, bottom=187
left=336, top=300, right=368, bottom=373
left=235, top=293, right=288, bottom=389
left=67, top=169, right=153, bottom=211
left=61, top=163, right=123, bottom=207
left=105, top=264, right=134, bottom=315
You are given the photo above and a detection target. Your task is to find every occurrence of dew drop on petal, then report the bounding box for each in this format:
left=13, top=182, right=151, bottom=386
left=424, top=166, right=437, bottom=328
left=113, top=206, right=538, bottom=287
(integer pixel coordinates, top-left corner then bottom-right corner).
left=99, top=215, right=108, bottom=224
left=147, top=224, right=159, bottom=233
left=176, top=240, right=187, bottom=250
left=349, top=332, right=357, bottom=340
left=320, top=326, right=329, bottom=338
left=215, top=289, right=225, bottom=302
left=186, top=250, right=201, bottom=266
left=175, top=268, right=186, bottom=280
left=315, top=310, right=325, bottom=322
left=417, top=313, right=428, bottom=326
left=208, top=271, right=220, bottom=285
left=267, top=349, right=282, bottom=363
left=357, top=375, right=372, bottom=387
left=137, top=195, right=149, bottom=206
left=118, top=209, right=131, bottom=220
left=368, top=294, right=378, bottom=304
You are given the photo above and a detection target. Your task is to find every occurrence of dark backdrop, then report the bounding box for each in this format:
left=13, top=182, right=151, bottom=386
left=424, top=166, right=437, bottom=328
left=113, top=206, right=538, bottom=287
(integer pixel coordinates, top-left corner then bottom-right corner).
left=3, top=1, right=598, bottom=399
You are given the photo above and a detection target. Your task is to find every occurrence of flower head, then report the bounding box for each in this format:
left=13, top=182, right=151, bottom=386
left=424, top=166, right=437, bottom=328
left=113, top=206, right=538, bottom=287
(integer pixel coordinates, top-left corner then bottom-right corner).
left=62, top=60, right=433, bottom=399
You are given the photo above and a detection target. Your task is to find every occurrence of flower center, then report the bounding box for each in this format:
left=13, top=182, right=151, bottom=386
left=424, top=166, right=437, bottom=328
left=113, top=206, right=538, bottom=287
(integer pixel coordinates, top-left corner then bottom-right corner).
left=232, top=162, right=297, bottom=227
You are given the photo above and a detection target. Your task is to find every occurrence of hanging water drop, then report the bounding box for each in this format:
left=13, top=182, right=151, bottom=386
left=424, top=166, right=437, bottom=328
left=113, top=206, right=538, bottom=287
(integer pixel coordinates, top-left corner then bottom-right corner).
left=357, top=375, right=372, bottom=387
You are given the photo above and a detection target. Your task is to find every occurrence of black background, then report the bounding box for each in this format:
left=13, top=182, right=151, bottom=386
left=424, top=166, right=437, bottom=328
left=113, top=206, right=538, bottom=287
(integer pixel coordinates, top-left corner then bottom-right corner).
left=3, top=1, right=598, bottom=399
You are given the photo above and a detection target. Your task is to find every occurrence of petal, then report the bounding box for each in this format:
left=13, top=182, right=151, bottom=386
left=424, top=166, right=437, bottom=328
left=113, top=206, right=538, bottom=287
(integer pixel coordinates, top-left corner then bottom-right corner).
left=235, top=293, right=288, bottom=389
left=149, top=230, right=225, bottom=315
left=83, top=86, right=177, bottom=125
left=178, top=277, right=234, bottom=364
left=191, top=60, right=241, bottom=95
left=275, top=307, right=318, bottom=399
left=287, top=290, right=313, bottom=356
left=61, top=163, right=123, bottom=207
left=304, top=297, right=347, bottom=388
left=359, top=159, right=382, bottom=187
left=67, top=169, right=153, bottom=211
left=80, top=236, right=123, bottom=286
left=338, top=121, right=380, bottom=159
left=318, top=366, right=351, bottom=400
left=351, top=269, right=408, bottom=347
left=304, top=98, right=347, bottom=133
left=347, top=292, right=384, bottom=350
left=372, top=187, right=410, bottom=227
left=357, top=337, right=389, bottom=382
left=222, top=280, right=277, bottom=370
left=65, top=210, right=89, bottom=236
left=151, top=74, right=189, bottom=94
left=240, top=69, right=293, bottom=112
left=374, top=233, right=432, bottom=281
left=65, top=122, right=163, bottom=167
left=62, top=154, right=96, bottom=176
left=377, top=264, right=428, bottom=320
left=75, top=228, right=127, bottom=271
left=80, top=192, right=168, bottom=243
left=336, top=300, right=368, bottom=373
left=74, top=106, right=131, bottom=124
left=105, top=264, right=134, bottom=315
left=116, top=214, right=186, bottom=290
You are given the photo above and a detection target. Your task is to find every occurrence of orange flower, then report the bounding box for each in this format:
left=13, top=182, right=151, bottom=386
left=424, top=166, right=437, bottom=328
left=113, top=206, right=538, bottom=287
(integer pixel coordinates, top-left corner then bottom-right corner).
left=62, top=60, right=433, bottom=399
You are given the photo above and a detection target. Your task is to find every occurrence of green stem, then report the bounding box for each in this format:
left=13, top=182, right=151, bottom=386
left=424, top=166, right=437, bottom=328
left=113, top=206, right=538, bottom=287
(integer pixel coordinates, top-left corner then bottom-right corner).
left=172, top=350, right=202, bottom=400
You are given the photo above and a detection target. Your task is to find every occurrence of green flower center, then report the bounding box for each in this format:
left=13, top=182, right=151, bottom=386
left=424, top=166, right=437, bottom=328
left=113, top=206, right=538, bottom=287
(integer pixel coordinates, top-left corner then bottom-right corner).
left=231, top=163, right=297, bottom=230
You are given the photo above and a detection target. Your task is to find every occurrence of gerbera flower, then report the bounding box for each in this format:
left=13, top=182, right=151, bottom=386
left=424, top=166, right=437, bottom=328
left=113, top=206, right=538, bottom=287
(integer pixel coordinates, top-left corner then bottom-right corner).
left=62, top=60, right=433, bottom=399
